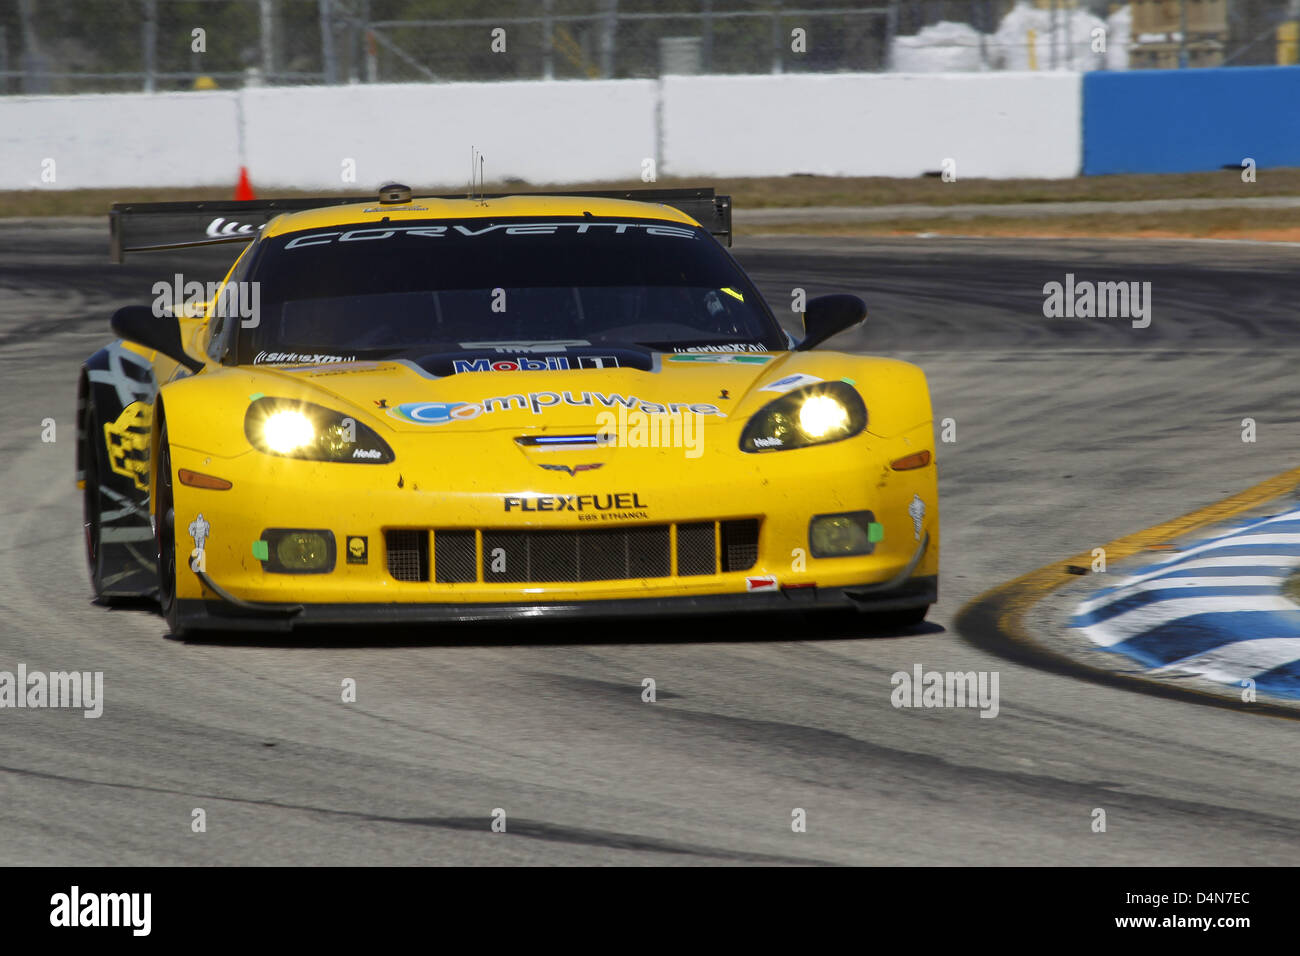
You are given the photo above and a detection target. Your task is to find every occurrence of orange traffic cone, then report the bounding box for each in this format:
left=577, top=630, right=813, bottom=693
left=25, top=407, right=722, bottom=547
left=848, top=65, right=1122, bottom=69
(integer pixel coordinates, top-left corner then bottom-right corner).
left=234, top=166, right=256, bottom=201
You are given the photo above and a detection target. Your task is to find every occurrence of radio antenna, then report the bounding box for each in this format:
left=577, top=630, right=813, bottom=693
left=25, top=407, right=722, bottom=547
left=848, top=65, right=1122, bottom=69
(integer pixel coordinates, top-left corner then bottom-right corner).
left=468, top=146, right=487, bottom=203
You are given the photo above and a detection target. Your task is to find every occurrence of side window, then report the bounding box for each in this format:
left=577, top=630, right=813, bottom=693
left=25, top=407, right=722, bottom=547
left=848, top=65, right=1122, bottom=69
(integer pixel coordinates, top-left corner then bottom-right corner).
left=207, top=243, right=256, bottom=363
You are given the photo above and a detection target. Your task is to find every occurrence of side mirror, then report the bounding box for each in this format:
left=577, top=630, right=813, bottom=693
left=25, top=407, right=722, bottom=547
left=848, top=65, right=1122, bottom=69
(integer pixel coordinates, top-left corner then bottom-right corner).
left=110, top=305, right=204, bottom=372
left=795, top=294, right=867, bottom=351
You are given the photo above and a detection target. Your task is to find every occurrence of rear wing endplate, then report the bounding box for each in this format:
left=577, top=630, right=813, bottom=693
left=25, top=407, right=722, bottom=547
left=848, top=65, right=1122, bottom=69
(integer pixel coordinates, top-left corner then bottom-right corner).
left=109, top=187, right=731, bottom=263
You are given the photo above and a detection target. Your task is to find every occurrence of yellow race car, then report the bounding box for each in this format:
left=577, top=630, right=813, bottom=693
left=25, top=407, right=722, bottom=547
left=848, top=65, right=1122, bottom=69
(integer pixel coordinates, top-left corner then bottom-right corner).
left=78, top=185, right=937, bottom=636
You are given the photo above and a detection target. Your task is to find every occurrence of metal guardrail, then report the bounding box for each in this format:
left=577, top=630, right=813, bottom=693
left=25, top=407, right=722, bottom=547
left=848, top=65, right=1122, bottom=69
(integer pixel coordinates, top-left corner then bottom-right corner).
left=1, top=0, right=1295, bottom=95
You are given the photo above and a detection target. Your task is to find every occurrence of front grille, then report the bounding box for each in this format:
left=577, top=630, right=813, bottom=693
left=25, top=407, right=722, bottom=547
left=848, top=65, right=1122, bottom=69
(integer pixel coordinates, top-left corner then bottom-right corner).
left=435, top=530, right=477, bottom=583
left=386, top=519, right=761, bottom=584
left=676, top=522, right=716, bottom=576
left=721, top=519, right=760, bottom=572
left=483, top=526, right=671, bottom=583
left=385, top=530, right=429, bottom=582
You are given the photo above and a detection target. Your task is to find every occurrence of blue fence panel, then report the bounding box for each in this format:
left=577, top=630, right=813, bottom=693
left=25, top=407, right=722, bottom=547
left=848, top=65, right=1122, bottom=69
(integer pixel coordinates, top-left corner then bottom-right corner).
left=1082, top=66, right=1300, bottom=175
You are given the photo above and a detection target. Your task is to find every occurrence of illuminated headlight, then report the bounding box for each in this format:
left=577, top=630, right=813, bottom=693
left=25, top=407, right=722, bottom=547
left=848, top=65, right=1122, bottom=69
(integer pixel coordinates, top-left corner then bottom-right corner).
left=262, top=410, right=315, bottom=453
left=741, top=382, right=866, bottom=452
left=245, top=398, right=395, bottom=462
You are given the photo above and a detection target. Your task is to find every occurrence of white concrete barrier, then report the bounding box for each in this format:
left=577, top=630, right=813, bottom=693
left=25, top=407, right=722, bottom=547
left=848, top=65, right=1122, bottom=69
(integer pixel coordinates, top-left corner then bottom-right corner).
left=662, top=73, right=1082, bottom=179
left=0, top=72, right=1082, bottom=190
left=241, top=80, right=658, bottom=189
left=0, top=91, right=241, bottom=189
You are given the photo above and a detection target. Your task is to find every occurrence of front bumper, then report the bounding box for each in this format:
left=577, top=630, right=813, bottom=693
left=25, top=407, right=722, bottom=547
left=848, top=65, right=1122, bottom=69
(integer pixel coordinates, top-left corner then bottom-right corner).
left=165, top=421, right=940, bottom=629
left=176, top=571, right=937, bottom=632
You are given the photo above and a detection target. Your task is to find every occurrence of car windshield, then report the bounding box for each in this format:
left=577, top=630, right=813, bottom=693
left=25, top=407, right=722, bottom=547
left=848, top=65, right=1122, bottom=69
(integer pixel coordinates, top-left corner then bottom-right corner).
left=238, top=216, right=785, bottom=364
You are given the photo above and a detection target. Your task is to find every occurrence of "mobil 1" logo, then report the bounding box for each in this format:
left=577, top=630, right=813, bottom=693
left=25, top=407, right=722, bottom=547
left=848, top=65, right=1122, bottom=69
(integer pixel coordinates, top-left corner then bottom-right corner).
left=452, top=355, right=620, bottom=374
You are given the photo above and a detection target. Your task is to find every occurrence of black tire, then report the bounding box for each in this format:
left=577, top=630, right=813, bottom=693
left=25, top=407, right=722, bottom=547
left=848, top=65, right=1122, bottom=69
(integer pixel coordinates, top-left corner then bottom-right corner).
left=81, top=399, right=110, bottom=600
left=154, top=419, right=187, bottom=637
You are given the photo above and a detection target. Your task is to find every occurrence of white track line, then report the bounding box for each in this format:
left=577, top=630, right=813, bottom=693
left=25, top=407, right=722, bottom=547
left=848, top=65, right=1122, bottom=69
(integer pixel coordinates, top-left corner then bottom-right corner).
left=1150, top=638, right=1300, bottom=683
left=1114, top=554, right=1300, bottom=589
left=1076, top=576, right=1289, bottom=615
left=1080, top=595, right=1299, bottom=647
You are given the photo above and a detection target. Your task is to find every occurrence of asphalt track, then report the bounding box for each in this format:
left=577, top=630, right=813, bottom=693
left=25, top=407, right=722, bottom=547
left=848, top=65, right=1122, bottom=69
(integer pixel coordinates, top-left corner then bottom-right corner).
left=1, top=220, right=1298, bottom=865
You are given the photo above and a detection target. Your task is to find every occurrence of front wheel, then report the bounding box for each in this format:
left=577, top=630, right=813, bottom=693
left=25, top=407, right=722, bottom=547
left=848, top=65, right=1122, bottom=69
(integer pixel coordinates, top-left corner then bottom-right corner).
left=154, top=420, right=187, bottom=637
left=81, top=401, right=109, bottom=599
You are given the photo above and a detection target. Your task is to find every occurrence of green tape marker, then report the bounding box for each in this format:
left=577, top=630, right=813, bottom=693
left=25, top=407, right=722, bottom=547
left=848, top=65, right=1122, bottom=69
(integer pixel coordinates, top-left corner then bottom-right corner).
left=252, top=540, right=269, bottom=561
left=841, top=377, right=856, bottom=386
left=867, top=522, right=884, bottom=543
left=249, top=392, right=264, bottom=401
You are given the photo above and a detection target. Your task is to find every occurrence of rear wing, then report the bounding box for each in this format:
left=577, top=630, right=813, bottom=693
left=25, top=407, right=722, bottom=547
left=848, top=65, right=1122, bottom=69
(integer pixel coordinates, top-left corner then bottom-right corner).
left=109, top=186, right=732, bottom=263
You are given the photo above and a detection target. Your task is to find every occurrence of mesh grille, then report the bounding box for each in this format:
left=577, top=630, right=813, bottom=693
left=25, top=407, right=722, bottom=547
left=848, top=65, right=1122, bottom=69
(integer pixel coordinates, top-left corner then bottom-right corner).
left=482, top=526, right=671, bottom=583
left=434, top=530, right=477, bottom=583
left=385, top=529, right=429, bottom=582
left=720, top=519, right=760, bottom=572
left=676, top=522, right=716, bottom=576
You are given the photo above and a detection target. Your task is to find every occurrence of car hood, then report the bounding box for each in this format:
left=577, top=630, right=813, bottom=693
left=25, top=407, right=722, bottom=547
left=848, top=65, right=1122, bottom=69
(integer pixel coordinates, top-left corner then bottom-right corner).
left=254, top=353, right=811, bottom=434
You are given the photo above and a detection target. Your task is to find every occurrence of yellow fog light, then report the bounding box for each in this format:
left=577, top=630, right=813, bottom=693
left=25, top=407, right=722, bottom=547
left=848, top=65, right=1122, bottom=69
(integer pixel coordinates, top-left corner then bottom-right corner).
left=798, top=394, right=850, bottom=439
left=261, top=530, right=335, bottom=573
left=262, top=410, right=315, bottom=453
left=809, top=512, right=877, bottom=557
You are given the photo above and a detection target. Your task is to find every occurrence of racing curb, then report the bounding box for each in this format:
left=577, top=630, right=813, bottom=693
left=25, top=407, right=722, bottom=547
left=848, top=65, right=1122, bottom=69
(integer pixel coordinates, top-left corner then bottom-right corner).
left=955, top=465, right=1300, bottom=722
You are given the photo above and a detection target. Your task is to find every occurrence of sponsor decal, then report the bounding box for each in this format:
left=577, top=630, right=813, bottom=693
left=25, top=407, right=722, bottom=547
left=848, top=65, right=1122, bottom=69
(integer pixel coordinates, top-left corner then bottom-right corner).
left=102, top=401, right=151, bottom=491
left=451, top=355, right=622, bottom=373
left=390, top=391, right=724, bottom=426
left=301, top=362, right=387, bottom=376
left=254, top=351, right=356, bottom=365
left=746, top=575, right=778, bottom=592
left=503, top=492, right=646, bottom=513
left=374, top=398, right=389, bottom=409
left=537, top=463, right=604, bottom=476
left=284, top=222, right=698, bottom=250
left=205, top=217, right=260, bottom=238
left=668, top=353, right=773, bottom=365
left=459, top=340, right=590, bottom=352
left=362, top=205, right=429, bottom=212
left=751, top=436, right=783, bottom=449
left=346, top=535, right=368, bottom=564
left=673, top=344, right=770, bottom=354
left=352, top=448, right=382, bottom=459
left=187, top=513, right=210, bottom=552
left=188, top=513, right=210, bottom=572
left=761, top=373, right=823, bottom=394
left=389, top=402, right=482, bottom=425
left=908, top=495, right=926, bottom=541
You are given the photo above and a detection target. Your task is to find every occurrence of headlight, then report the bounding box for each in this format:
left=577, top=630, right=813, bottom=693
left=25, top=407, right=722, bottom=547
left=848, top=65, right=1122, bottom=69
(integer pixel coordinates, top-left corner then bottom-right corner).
left=244, top=398, right=395, bottom=462
left=740, top=381, right=866, bottom=452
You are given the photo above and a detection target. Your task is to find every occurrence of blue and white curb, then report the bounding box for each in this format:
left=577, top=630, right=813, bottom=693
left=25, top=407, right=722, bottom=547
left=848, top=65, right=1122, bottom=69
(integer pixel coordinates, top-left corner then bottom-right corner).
left=1069, top=507, right=1300, bottom=699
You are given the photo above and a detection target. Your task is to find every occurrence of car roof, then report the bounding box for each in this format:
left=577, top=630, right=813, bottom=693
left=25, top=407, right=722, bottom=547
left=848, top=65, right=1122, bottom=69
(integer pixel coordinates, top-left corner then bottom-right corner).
left=262, top=195, right=700, bottom=238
